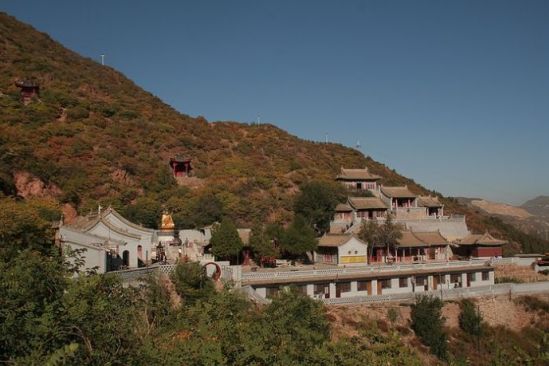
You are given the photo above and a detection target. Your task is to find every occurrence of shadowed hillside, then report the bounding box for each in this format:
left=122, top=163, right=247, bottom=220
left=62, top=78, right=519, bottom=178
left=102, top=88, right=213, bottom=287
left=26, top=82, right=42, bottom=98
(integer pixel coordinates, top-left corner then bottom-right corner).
left=0, top=12, right=547, bottom=253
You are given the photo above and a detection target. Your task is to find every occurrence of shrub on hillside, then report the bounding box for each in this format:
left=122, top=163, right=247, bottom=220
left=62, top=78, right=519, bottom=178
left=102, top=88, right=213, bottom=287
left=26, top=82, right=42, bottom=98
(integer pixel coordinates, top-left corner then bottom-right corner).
left=516, top=296, right=549, bottom=314
left=170, top=262, right=215, bottom=305
left=495, top=276, right=524, bottom=284
left=459, top=299, right=483, bottom=337
left=411, top=295, right=448, bottom=360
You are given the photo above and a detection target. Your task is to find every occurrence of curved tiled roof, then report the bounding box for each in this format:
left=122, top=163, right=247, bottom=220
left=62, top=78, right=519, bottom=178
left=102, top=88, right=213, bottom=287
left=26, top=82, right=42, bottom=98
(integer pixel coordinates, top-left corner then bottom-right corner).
left=104, top=207, right=155, bottom=233
left=380, top=186, right=417, bottom=198
left=335, top=203, right=353, bottom=212
left=348, top=197, right=388, bottom=210
left=413, top=231, right=448, bottom=245
left=397, top=230, right=448, bottom=248
left=336, top=167, right=381, bottom=181
left=318, top=235, right=366, bottom=248
left=459, top=233, right=507, bottom=246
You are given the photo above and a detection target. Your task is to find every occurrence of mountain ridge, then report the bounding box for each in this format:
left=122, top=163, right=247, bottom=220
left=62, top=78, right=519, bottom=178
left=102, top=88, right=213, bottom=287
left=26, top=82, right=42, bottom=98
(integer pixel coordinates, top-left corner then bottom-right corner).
left=1, top=12, right=548, bottom=254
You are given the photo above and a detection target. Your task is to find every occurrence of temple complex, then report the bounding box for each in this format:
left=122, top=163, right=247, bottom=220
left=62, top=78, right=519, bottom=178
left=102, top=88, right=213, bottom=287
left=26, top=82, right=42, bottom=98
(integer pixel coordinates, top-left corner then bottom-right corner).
left=331, top=167, right=505, bottom=259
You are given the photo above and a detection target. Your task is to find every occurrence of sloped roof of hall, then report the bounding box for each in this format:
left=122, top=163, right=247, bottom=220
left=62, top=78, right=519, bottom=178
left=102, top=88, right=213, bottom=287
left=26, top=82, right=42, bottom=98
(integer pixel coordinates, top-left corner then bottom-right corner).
left=348, top=197, right=388, bottom=210
left=318, top=234, right=366, bottom=247
left=397, top=230, right=448, bottom=248
left=380, top=185, right=417, bottom=198
left=335, top=203, right=353, bottom=212
left=458, top=233, right=507, bottom=246
left=336, top=167, right=381, bottom=181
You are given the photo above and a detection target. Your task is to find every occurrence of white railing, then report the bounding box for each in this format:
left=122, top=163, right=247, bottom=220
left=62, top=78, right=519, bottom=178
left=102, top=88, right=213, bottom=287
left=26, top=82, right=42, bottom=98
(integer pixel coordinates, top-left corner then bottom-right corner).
left=241, top=260, right=489, bottom=282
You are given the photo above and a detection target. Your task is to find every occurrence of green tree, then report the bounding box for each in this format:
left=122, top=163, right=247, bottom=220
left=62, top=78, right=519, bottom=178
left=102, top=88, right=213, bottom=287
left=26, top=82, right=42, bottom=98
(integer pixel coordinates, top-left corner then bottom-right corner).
left=411, top=295, right=448, bottom=360
left=358, top=219, right=381, bottom=263
left=265, top=223, right=285, bottom=247
left=0, top=198, right=58, bottom=257
left=459, top=299, right=483, bottom=337
left=0, top=250, right=68, bottom=361
left=170, top=262, right=215, bottom=305
left=358, top=215, right=402, bottom=263
left=192, top=194, right=224, bottom=228
left=281, top=215, right=318, bottom=261
left=378, top=215, right=402, bottom=263
left=60, top=274, right=144, bottom=365
left=261, top=288, right=330, bottom=363
left=142, top=274, right=176, bottom=329
left=210, top=218, right=243, bottom=263
left=249, top=222, right=278, bottom=263
left=122, top=196, right=162, bottom=229
left=293, top=180, right=345, bottom=234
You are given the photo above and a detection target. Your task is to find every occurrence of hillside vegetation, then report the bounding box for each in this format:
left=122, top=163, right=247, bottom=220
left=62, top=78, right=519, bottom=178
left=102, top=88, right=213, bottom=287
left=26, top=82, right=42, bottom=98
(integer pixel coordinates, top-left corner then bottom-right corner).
left=0, top=12, right=547, bottom=253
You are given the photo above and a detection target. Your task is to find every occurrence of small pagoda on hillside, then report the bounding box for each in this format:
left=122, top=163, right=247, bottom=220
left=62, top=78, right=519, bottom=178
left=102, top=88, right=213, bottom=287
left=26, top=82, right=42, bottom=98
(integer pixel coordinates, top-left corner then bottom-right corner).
left=169, top=155, right=193, bottom=178
left=15, top=79, right=40, bottom=105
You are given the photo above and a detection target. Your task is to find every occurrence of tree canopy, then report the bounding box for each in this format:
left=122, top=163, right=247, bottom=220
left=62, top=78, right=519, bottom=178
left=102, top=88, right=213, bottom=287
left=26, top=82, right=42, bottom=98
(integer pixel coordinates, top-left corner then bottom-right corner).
left=249, top=222, right=278, bottom=262
left=358, top=215, right=402, bottom=263
left=281, top=215, right=318, bottom=260
left=293, top=180, right=346, bottom=234
left=210, top=218, right=244, bottom=263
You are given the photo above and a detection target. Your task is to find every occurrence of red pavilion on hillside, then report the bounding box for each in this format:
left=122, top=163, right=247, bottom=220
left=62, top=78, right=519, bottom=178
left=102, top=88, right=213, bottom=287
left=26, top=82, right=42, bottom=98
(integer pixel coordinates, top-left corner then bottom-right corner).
left=15, top=79, right=40, bottom=104
left=169, top=156, right=192, bottom=178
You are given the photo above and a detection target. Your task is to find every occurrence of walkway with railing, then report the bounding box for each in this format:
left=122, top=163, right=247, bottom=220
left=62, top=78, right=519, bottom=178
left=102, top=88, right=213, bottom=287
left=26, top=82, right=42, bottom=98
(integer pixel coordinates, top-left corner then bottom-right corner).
left=241, top=259, right=490, bottom=283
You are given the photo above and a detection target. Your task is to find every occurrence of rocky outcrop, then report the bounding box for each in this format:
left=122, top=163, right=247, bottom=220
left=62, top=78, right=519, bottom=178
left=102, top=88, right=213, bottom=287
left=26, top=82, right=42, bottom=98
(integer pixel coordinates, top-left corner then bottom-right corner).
left=61, top=203, right=78, bottom=224
left=14, top=171, right=62, bottom=199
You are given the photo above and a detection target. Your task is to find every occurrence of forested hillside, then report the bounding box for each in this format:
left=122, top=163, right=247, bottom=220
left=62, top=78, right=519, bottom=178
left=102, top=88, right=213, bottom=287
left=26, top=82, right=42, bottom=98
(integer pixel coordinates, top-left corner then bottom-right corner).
left=0, top=12, right=547, bottom=253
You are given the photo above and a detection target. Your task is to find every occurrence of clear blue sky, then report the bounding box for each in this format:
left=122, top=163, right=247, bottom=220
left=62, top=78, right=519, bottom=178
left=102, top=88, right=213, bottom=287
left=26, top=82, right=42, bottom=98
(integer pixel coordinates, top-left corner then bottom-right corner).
left=2, top=0, right=548, bottom=205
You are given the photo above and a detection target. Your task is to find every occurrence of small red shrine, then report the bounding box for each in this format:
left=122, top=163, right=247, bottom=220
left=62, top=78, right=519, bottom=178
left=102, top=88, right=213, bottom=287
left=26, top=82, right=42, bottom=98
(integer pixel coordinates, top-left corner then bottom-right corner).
left=169, top=156, right=192, bottom=178
left=15, top=79, right=40, bottom=104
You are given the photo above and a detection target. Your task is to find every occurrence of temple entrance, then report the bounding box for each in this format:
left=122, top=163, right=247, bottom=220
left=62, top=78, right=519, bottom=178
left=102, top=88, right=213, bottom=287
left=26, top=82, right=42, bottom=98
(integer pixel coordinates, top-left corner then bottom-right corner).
left=169, top=156, right=193, bottom=178
left=122, top=250, right=130, bottom=267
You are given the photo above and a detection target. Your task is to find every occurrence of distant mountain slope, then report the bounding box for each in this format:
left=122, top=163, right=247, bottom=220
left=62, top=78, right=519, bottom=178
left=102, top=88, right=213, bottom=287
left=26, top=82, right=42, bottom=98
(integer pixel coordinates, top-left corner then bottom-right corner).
left=470, top=199, right=532, bottom=219
left=522, top=196, right=549, bottom=218
left=456, top=196, right=549, bottom=248
left=0, top=12, right=547, bottom=253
